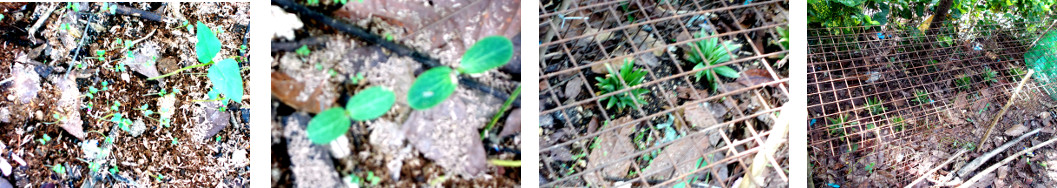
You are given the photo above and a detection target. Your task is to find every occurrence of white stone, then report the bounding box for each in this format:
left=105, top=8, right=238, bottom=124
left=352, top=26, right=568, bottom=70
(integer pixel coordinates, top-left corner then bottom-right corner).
left=0, top=157, right=10, bottom=176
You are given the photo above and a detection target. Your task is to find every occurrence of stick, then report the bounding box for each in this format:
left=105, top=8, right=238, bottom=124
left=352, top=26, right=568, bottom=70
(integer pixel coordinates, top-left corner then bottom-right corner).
left=738, top=110, right=789, bottom=188
left=905, top=149, right=969, bottom=188
left=977, top=69, right=1035, bottom=150
left=957, top=136, right=1057, bottom=188
left=27, top=3, right=58, bottom=44
left=957, top=128, right=1040, bottom=178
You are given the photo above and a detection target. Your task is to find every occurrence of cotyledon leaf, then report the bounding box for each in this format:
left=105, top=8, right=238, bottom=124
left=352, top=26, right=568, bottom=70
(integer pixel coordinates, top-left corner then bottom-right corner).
left=207, top=58, right=243, bottom=105
left=306, top=107, right=351, bottom=144
left=195, top=21, right=222, bottom=64
left=458, top=36, right=514, bottom=74
left=346, top=86, right=395, bottom=121
left=408, top=67, right=457, bottom=110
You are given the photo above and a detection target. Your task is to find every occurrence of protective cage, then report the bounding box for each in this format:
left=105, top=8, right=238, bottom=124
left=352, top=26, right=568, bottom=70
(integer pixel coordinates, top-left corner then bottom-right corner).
left=540, top=0, right=789, bottom=187
left=808, top=20, right=1057, bottom=186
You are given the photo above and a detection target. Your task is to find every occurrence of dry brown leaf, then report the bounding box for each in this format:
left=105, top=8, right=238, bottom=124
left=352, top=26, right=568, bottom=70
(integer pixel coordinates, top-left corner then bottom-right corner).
left=564, top=77, right=583, bottom=99
left=584, top=116, right=637, bottom=187
left=684, top=103, right=721, bottom=127
left=953, top=92, right=968, bottom=110
left=676, top=86, right=709, bottom=100
left=642, top=134, right=710, bottom=180
left=737, top=69, right=777, bottom=87
left=271, top=72, right=337, bottom=114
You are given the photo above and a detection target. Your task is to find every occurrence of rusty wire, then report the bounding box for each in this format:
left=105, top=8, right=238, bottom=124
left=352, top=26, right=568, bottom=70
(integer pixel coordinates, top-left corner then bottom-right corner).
left=808, top=20, right=1057, bottom=185
left=540, top=0, right=789, bottom=187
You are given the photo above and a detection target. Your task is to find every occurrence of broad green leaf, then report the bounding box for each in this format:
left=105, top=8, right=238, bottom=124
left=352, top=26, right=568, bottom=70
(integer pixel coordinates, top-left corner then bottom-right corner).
left=207, top=59, right=244, bottom=105
left=195, top=21, right=222, bottom=64
left=458, top=36, right=514, bottom=74
left=306, top=107, right=350, bottom=144
left=408, top=67, right=457, bottom=110
left=345, top=86, right=395, bottom=121
left=714, top=66, right=740, bottom=78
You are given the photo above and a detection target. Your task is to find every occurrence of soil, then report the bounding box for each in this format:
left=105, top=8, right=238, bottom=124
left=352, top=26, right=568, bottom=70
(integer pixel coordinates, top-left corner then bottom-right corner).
left=539, top=0, right=788, bottom=187
left=0, top=2, right=250, bottom=186
left=808, top=24, right=1057, bottom=187
left=269, top=1, right=521, bottom=187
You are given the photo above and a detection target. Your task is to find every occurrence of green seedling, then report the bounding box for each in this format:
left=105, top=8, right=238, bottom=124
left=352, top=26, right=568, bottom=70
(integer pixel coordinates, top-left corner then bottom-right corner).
left=349, top=72, right=365, bottom=85
left=1, top=14, right=5, bottom=21
left=110, top=166, right=119, bottom=174
left=866, top=97, right=886, bottom=115
left=1010, top=66, right=1026, bottom=79
left=912, top=89, right=930, bottom=104
left=67, top=3, right=79, bottom=12
left=775, top=26, right=789, bottom=49
left=60, top=23, right=71, bottom=31
left=826, top=115, right=848, bottom=136
left=335, top=0, right=349, bottom=5
left=892, top=116, right=905, bottom=132
left=983, top=67, right=998, bottom=83
left=296, top=45, right=310, bottom=56
left=407, top=35, right=513, bottom=109
left=366, top=171, right=381, bottom=185
left=37, top=134, right=51, bottom=145
left=595, top=58, right=648, bottom=111
left=955, top=74, right=972, bottom=90
left=52, top=164, right=66, bottom=175
left=685, top=30, right=741, bottom=91
left=151, top=22, right=243, bottom=107
left=96, top=50, right=106, bottom=61
left=307, top=0, right=319, bottom=6
left=306, top=86, right=396, bottom=144
left=865, top=162, right=875, bottom=174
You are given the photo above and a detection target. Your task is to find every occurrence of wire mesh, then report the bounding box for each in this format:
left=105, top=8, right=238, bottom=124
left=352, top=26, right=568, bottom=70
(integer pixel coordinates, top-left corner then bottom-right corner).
left=808, top=20, right=1057, bottom=186
left=539, top=0, right=789, bottom=187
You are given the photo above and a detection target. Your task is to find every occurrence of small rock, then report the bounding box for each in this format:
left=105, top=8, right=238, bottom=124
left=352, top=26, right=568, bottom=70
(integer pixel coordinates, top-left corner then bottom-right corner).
left=328, top=135, right=350, bottom=159
left=499, top=109, right=521, bottom=138
left=121, top=72, right=130, bottom=82
left=1005, top=124, right=1029, bottom=136
left=0, top=107, right=9, bottom=123
left=129, top=119, right=146, bottom=137
left=231, top=149, right=247, bottom=167
left=34, top=111, right=42, bottom=121
left=1041, top=112, right=1052, bottom=119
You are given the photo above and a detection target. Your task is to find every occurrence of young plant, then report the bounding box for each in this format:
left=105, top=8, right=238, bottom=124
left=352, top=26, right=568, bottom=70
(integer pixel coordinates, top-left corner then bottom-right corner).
left=685, top=30, right=741, bottom=91
left=407, top=35, right=514, bottom=109
left=982, top=67, right=998, bottom=83
left=595, top=59, right=648, bottom=111
left=1010, top=66, right=1026, bottom=80
left=866, top=97, right=886, bottom=115
left=954, top=74, right=972, bottom=90
left=891, top=116, right=905, bottom=132
left=865, top=162, right=876, bottom=174
left=912, top=89, right=930, bottom=104
left=827, top=114, right=849, bottom=136
left=306, top=86, right=396, bottom=144
left=150, top=21, right=243, bottom=107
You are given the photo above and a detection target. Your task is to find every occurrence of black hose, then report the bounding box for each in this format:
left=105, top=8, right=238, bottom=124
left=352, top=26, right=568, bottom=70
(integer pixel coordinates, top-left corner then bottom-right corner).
left=271, top=0, right=519, bottom=107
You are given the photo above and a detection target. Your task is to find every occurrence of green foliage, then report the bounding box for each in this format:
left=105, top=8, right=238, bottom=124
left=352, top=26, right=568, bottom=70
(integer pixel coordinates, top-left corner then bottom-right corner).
left=349, top=72, right=365, bottom=85
left=407, top=35, right=513, bottom=110
left=982, top=67, right=998, bottom=83
left=595, top=59, right=648, bottom=111
left=366, top=171, right=381, bottom=185
left=808, top=0, right=884, bottom=30
left=206, top=59, right=243, bottom=105
left=1027, top=30, right=1057, bottom=100
left=827, top=114, right=849, bottom=136
left=685, top=31, right=740, bottom=91
left=775, top=26, right=789, bottom=49
left=866, top=97, right=886, bottom=115
left=892, top=116, right=906, bottom=132
left=913, top=89, right=930, bottom=104
left=306, top=86, right=395, bottom=144
left=52, top=164, right=66, bottom=175
left=195, top=21, right=221, bottom=64
left=458, top=36, right=514, bottom=74
left=296, top=45, right=310, bottom=56
left=865, top=162, right=876, bottom=174
left=408, top=67, right=457, bottom=110
left=955, top=74, right=972, bottom=90
left=307, top=0, right=319, bottom=6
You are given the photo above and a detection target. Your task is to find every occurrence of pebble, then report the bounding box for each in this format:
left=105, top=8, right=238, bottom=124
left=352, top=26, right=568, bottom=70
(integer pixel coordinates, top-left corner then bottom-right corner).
left=121, top=72, right=130, bottom=82
left=1041, top=112, right=1051, bottom=119
left=33, top=110, right=42, bottom=121
left=328, top=135, right=350, bottom=159
left=1005, top=124, right=1029, bottom=136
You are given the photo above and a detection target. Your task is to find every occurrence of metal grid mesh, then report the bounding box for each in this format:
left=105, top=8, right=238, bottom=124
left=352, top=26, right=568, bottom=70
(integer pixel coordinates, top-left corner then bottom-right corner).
left=808, top=20, right=1057, bottom=185
left=539, top=0, right=789, bottom=187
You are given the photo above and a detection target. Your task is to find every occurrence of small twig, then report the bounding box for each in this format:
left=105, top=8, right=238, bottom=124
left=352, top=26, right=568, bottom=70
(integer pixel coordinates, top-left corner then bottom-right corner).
left=905, top=149, right=968, bottom=188
left=67, top=13, right=96, bottom=78
left=957, top=128, right=1041, bottom=178
left=488, top=159, right=521, bottom=167
left=113, top=4, right=167, bottom=22
left=739, top=111, right=790, bottom=188
left=977, top=69, right=1035, bottom=150
left=957, top=135, right=1057, bottom=188
left=27, top=3, right=58, bottom=44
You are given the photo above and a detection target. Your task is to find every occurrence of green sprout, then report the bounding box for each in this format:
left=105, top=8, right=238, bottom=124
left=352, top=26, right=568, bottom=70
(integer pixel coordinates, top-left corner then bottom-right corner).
left=335, top=0, right=349, bottom=4
left=296, top=45, right=310, bottom=56
left=866, top=97, right=886, bottom=115
left=685, top=30, right=741, bottom=91
left=349, top=72, right=365, bottom=85
left=774, top=26, right=789, bottom=49
left=595, top=58, right=648, bottom=111
left=955, top=74, right=972, bottom=90
left=912, top=89, right=930, bottom=104
left=52, top=164, right=66, bottom=175
left=892, top=116, right=906, bottom=132
left=407, top=35, right=513, bottom=109
left=306, top=86, right=396, bottom=144
left=366, top=171, right=381, bottom=185
left=150, top=21, right=243, bottom=107
left=37, top=134, right=52, bottom=145
left=865, top=162, right=875, bottom=174
left=1010, top=66, right=1026, bottom=80
left=982, top=67, right=998, bottom=83
left=110, top=166, right=119, bottom=174
left=307, top=0, right=319, bottom=6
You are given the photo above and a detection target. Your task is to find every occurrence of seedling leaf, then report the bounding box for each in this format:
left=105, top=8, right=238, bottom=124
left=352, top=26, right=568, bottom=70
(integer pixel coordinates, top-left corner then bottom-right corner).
left=408, top=67, right=457, bottom=110
left=714, top=65, right=740, bottom=78
left=458, top=36, right=514, bottom=74
left=195, top=21, right=222, bottom=64
left=345, top=86, right=395, bottom=121
left=306, top=107, right=351, bottom=144
left=207, top=59, right=244, bottom=105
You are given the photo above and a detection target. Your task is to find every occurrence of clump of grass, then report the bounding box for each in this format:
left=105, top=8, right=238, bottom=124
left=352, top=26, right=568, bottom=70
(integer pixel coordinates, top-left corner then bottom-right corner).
left=866, top=97, right=886, bottom=115
left=891, top=116, right=906, bottom=132
left=955, top=74, right=972, bottom=90
left=912, top=89, right=930, bottom=104
left=982, top=67, right=998, bottom=84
